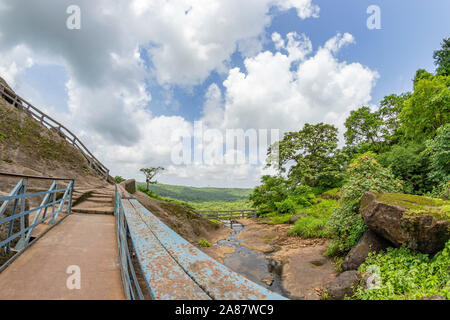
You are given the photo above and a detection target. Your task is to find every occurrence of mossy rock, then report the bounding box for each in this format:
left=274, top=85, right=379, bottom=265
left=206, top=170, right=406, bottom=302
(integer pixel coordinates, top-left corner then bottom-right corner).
left=361, top=192, right=450, bottom=254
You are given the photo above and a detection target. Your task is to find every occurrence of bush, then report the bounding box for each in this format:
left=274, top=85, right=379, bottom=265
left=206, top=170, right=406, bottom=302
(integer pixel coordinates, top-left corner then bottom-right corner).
left=292, top=185, right=316, bottom=207
left=327, top=153, right=402, bottom=256
left=354, top=240, right=450, bottom=300
left=288, top=216, right=331, bottom=238
left=250, top=175, right=289, bottom=214
left=114, top=176, right=126, bottom=183
left=275, top=197, right=296, bottom=214
left=198, top=238, right=211, bottom=248
left=425, top=123, right=450, bottom=190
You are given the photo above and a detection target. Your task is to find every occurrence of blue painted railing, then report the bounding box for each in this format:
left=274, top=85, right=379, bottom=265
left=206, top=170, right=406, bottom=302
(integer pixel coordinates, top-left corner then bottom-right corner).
left=0, top=173, right=74, bottom=271
left=114, top=185, right=288, bottom=300
left=114, top=185, right=144, bottom=300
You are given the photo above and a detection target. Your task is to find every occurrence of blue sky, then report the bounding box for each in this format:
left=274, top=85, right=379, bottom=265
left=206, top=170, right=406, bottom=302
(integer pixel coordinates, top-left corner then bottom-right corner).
left=1, top=0, right=449, bottom=187
left=19, top=1, right=450, bottom=123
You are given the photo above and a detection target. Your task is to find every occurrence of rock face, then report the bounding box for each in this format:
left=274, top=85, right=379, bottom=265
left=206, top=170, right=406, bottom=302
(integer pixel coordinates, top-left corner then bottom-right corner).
left=120, top=179, right=136, bottom=194
left=342, top=230, right=391, bottom=271
left=360, top=192, right=450, bottom=254
left=327, top=271, right=360, bottom=300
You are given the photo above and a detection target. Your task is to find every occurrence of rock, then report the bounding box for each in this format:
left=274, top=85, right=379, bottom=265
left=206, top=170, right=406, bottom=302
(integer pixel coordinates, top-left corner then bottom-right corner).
left=120, top=179, right=136, bottom=194
left=310, top=258, right=327, bottom=267
left=0, top=192, right=30, bottom=264
left=289, top=214, right=308, bottom=224
left=421, top=295, right=446, bottom=300
left=360, top=192, right=450, bottom=254
left=342, top=230, right=391, bottom=271
left=327, top=271, right=360, bottom=300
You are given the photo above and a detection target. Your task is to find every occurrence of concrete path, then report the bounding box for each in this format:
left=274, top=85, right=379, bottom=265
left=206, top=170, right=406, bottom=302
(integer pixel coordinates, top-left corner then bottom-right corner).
left=0, top=213, right=125, bottom=300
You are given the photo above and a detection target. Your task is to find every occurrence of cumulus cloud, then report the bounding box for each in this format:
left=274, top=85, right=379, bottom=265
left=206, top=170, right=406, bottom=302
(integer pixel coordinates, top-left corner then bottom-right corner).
left=0, top=1, right=379, bottom=187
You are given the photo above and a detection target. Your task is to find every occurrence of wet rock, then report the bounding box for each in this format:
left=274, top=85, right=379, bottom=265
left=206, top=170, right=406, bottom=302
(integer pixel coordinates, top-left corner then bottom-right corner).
left=421, top=295, right=446, bottom=300
left=289, top=214, right=308, bottom=224
left=360, top=192, right=450, bottom=254
left=342, top=230, right=391, bottom=271
left=327, top=271, right=360, bottom=300
left=310, top=258, right=327, bottom=267
left=121, top=179, right=136, bottom=194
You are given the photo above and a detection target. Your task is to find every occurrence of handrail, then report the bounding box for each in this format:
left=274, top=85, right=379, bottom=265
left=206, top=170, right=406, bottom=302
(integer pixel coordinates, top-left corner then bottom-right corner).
left=114, top=185, right=144, bottom=300
left=0, top=82, right=109, bottom=180
left=0, top=172, right=74, bottom=181
left=0, top=175, right=74, bottom=272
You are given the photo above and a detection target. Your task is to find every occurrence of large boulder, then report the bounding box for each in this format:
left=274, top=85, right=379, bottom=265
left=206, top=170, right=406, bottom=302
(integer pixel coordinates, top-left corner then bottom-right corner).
left=342, top=230, right=391, bottom=271
left=120, top=179, right=136, bottom=194
left=327, top=271, right=360, bottom=300
left=360, top=192, right=450, bottom=254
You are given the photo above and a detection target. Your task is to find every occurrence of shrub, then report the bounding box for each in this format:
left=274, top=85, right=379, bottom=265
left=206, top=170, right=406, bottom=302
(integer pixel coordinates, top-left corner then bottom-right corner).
left=275, top=197, right=296, bottom=214
left=425, top=123, right=450, bottom=191
left=354, top=240, right=450, bottom=300
left=327, top=153, right=402, bottom=256
left=292, top=185, right=316, bottom=207
left=288, top=216, right=331, bottom=238
left=198, top=238, right=211, bottom=248
left=114, top=176, right=126, bottom=184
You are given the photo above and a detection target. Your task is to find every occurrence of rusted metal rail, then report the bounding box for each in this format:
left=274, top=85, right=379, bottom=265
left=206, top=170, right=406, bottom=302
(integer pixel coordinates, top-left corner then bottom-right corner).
left=115, top=187, right=286, bottom=300
left=0, top=173, right=74, bottom=272
left=195, top=209, right=257, bottom=220
left=0, top=82, right=110, bottom=181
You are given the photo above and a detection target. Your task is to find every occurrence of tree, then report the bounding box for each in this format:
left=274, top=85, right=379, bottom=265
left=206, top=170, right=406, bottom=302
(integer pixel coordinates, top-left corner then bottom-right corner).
left=400, top=75, right=450, bottom=141
left=113, top=176, right=126, bottom=184
left=267, top=123, right=343, bottom=190
left=344, top=106, right=382, bottom=149
left=140, top=167, right=164, bottom=190
left=433, top=37, right=450, bottom=76
left=425, top=123, right=450, bottom=190
left=249, top=175, right=289, bottom=214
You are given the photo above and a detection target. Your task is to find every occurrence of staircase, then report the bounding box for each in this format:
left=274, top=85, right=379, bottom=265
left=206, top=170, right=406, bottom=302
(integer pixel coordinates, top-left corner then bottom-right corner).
left=71, top=186, right=115, bottom=215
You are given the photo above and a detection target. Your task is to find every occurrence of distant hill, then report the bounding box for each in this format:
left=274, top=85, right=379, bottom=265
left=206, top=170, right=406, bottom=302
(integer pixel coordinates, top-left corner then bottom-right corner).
left=136, top=182, right=252, bottom=203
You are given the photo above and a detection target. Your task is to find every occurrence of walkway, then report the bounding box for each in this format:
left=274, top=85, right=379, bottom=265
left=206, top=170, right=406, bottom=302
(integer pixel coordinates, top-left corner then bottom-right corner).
left=0, top=186, right=124, bottom=299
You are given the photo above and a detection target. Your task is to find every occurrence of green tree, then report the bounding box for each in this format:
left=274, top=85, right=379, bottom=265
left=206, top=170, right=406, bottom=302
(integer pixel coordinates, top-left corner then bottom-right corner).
left=433, top=37, right=450, bottom=76
left=400, top=75, right=450, bottom=141
left=113, top=176, right=126, bottom=184
left=344, top=106, right=382, bottom=149
left=249, top=175, right=289, bottom=214
left=267, top=123, right=343, bottom=190
left=140, top=167, right=164, bottom=190
left=425, top=123, right=450, bottom=190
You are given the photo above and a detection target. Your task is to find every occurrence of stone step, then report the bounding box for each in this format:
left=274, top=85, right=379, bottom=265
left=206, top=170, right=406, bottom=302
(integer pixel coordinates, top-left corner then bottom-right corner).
left=71, top=207, right=114, bottom=215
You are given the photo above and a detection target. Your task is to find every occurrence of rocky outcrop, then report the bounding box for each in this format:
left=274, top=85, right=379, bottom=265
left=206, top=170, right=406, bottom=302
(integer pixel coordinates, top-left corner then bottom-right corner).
left=120, top=179, right=136, bottom=194
left=327, top=271, right=360, bottom=300
left=342, top=230, right=391, bottom=271
left=360, top=192, right=450, bottom=254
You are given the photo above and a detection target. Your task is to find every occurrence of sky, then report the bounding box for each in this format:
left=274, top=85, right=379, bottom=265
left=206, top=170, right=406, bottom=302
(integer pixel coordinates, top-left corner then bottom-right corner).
left=0, top=0, right=449, bottom=188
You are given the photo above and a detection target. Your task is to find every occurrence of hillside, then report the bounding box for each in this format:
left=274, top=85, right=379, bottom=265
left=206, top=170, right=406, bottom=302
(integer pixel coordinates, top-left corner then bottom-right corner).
left=137, top=182, right=252, bottom=203
left=0, top=77, right=109, bottom=192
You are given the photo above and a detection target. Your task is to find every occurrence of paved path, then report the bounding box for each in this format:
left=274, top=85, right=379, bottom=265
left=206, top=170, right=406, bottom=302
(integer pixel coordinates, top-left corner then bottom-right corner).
left=0, top=213, right=125, bottom=300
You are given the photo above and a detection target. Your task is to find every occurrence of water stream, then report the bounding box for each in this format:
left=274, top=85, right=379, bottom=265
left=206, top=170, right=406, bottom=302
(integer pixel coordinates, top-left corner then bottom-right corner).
left=214, top=221, right=293, bottom=299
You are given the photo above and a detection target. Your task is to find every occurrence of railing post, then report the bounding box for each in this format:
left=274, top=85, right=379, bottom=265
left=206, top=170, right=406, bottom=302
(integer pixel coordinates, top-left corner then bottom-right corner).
left=14, top=179, right=28, bottom=251
left=67, top=180, right=74, bottom=214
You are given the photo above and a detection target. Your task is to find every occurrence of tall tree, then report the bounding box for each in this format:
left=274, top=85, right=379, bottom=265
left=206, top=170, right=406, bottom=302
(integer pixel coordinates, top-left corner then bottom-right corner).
left=433, top=37, right=450, bottom=76
left=140, top=167, right=164, bottom=190
left=267, top=123, right=343, bottom=189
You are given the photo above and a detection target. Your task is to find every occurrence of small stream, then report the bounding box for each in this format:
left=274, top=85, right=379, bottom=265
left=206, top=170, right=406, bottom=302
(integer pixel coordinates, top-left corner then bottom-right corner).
left=214, top=221, right=293, bottom=299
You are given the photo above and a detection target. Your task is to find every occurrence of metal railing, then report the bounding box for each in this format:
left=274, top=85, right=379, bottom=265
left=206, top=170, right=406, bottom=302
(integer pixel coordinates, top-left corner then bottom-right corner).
left=195, top=209, right=257, bottom=220
left=114, top=185, right=144, bottom=300
left=0, top=82, right=110, bottom=180
left=0, top=173, right=74, bottom=271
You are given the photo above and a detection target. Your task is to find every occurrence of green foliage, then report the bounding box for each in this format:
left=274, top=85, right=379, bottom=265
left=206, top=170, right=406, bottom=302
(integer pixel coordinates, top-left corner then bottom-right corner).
left=287, top=199, right=337, bottom=238
left=292, top=185, right=316, bottom=207
left=425, top=124, right=450, bottom=190
left=249, top=175, right=289, bottom=214
left=275, top=197, right=296, bottom=214
left=113, top=176, right=126, bottom=184
left=400, top=75, right=450, bottom=141
left=377, top=143, right=432, bottom=195
left=327, top=153, right=402, bottom=256
left=198, top=238, right=211, bottom=248
left=354, top=241, right=450, bottom=300
left=0, top=132, right=6, bottom=139
left=138, top=182, right=252, bottom=203
left=267, top=123, right=344, bottom=190
left=433, top=37, right=450, bottom=76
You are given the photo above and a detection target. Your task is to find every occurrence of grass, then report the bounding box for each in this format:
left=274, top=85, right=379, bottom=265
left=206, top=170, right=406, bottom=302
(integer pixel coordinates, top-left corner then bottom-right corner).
left=198, top=238, right=211, bottom=247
